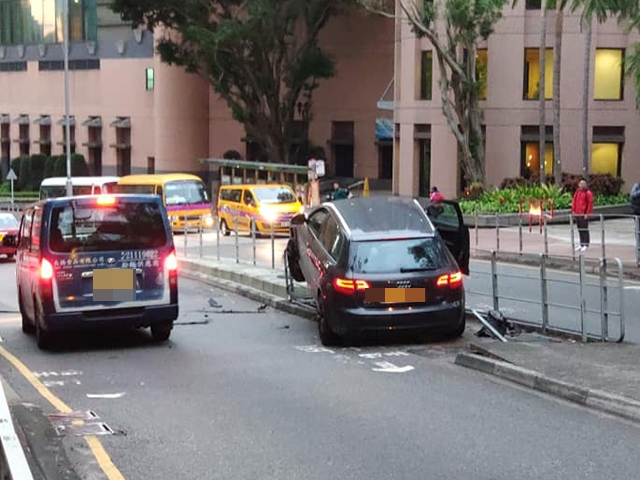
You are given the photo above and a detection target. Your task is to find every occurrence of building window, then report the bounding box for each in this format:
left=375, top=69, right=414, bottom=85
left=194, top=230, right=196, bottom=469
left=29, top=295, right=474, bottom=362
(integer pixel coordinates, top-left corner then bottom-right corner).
left=0, top=0, right=97, bottom=46
left=594, top=49, right=624, bottom=101
left=330, top=121, right=354, bottom=177
left=477, top=49, right=488, bottom=100
left=39, top=59, right=100, bottom=71
left=523, top=48, right=553, bottom=100
left=419, top=51, right=433, bottom=100
left=147, top=156, right=155, bottom=174
left=145, top=68, right=155, bottom=91
left=39, top=124, right=51, bottom=156
left=18, top=123, right=29, bottom=156
left=0, top=61, right=27, bottom=71
left=110, top=117, right=131, bottom=176
left=522, top=142, right=554, bottom=178
left=0, top=120, right=10, bottom=176
left=591, top=126, right=624, bottom=176
left=525, top=0, right=542, bottom=8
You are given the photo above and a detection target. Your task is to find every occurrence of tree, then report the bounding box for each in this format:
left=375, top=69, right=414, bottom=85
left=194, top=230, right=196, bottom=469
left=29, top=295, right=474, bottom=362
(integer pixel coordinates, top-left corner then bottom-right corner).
left=552, top=0, right=567, bottom=187
left=361, top=0, right=509, bottom=186
left=110, top=0, right=354, bottom=164
left=539, top=0, right=548, bottom=184
left=624, top=4, right=640, bottom=103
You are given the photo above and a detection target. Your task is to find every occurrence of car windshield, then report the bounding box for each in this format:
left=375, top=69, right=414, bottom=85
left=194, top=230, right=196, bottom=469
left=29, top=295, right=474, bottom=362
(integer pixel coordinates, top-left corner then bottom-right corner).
left=40, top=185, right=93, bottom=199
left=49, top=201, right=169, bottom=253
left=0, top=215, right=18, bottom=229
left=349, top=237, right=445, bottom=274
left=252, top=187, right=297, bottom=204
left=165, top=180, right=209, bottom=206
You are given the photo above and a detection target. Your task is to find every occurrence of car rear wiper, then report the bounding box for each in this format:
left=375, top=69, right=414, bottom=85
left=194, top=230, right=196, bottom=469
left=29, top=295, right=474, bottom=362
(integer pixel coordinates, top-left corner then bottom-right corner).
left=400, top=266, right=437, bottom=272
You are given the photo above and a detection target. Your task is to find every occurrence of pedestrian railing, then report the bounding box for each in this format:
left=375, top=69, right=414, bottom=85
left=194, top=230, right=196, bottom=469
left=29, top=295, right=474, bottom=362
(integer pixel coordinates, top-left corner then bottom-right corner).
left=466, top=249, right=625, bottom=343
left=471, top=212, right=640, bottom=267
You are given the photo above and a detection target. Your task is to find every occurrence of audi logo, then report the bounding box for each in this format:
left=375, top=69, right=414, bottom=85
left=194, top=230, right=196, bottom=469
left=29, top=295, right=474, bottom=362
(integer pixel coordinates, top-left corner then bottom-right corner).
left=395, top=280, right=411, bottom=288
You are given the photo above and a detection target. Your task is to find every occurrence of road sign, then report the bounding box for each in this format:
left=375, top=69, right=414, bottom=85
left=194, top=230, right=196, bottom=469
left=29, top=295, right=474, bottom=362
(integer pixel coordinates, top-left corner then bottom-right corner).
left=6, top=168, right=17, bottom=181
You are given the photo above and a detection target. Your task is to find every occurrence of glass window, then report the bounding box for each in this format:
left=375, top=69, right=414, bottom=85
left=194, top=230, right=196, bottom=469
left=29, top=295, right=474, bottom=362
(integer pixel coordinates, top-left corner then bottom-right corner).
left=19, top=210, right=32, bottom=250
left=146, top=68, right=155, bottom=91
left=243, top=190, right=255, bottom=206
left=349, top=237, right=446, bottom=274
left=591, top=143, right=621, bottom=176
left=0, top=214, right=19, bottom=229
left=49, top=200, right=168, bottom=253
left=594, top=49, right=624, bottom=100
left=165, top=180, right=210, bottom=206
left=477, top=49, right=488, bottom=100
left=318, top=216, right=339, bottom=255
left=252, top=186, right=297, bottom=204
left=419, top=51, right=433, bottom=100
left=524, top=48, right=553, bottom=100
left=308, top=209, right=329, bottom=238
left=31, top=208, right=42, bottom=252
left=522, top=142, right=554, bottom=178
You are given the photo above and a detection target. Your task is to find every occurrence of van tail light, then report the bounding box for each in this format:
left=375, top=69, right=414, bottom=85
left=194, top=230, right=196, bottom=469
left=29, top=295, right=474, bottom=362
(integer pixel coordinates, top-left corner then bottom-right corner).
left=40, top=258, right=54, bottom=280
left=436, top=271, right=463, bottom=288
left=165, top=251, right=178, bottom=271
left=333, top=277, right=370, bottom=294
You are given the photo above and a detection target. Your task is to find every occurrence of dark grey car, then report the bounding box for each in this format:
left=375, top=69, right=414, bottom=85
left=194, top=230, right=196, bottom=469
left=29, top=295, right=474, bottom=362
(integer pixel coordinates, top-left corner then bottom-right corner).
left=285, top=196, right=470, bottom=346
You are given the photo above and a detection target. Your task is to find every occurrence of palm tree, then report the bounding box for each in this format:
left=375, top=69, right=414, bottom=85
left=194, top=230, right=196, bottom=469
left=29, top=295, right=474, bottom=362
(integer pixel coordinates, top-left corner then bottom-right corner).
left=539, top=0, right=548, bottom=184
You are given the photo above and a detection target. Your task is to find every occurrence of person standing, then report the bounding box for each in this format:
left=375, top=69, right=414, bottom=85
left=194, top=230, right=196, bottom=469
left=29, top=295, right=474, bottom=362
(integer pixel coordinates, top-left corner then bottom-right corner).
left=571, top=179, right=594, bottom=252
left=430, top=186, right=445, bottom=202
left=330, top=182, right=349, bottom=201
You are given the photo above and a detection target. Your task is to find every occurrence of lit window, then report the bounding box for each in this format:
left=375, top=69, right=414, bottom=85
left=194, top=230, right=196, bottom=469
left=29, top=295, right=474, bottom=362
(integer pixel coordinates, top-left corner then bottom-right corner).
left=591, top=143, right=620, bottom=175
left=594, top=49, right=624, bottom=100
left=523, top=48, right=553, bottom=100
left=145, top=68, right=155, bottom=91
left=419, top=51, right=433, bottom=101
left=522, top=142, right=553, bottom=177
left=477, top=49, right=488, bottom=100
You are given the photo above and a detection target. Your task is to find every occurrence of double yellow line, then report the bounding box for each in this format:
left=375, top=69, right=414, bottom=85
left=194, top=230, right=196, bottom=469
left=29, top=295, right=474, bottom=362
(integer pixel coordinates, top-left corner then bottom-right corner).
left=0, top=345, right=126, bottom=480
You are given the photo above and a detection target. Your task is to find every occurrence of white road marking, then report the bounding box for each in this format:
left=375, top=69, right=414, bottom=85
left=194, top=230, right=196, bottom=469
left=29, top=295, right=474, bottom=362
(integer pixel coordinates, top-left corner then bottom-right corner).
left=86, top=393, right=126, bottom=399
left=294, top=345, right=335, bottom=354
left=371, top=361, right=415, bottom=373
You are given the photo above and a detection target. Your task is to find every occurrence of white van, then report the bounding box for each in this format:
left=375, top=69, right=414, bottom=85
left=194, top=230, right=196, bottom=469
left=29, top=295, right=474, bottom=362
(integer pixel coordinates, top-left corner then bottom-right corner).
left=39, top=176, right=120, bottom=200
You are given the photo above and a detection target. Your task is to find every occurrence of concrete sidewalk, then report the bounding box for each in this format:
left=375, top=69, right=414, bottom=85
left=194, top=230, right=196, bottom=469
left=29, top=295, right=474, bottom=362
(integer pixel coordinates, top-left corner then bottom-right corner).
left=177, top=254, right=640, bottom=424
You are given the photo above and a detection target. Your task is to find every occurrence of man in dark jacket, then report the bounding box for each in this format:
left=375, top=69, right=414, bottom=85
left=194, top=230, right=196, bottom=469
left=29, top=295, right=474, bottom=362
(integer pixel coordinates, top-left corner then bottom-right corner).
left=571, top=179, right=594, bottom=252
left=331, top=182, right=349, bottom=201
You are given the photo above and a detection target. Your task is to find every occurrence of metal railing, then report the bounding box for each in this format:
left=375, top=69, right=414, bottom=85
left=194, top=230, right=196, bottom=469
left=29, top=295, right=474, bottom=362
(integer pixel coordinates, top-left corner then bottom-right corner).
left=466, top=249, right=625, bottom=342
left=471, top=212, right=640, bottom=267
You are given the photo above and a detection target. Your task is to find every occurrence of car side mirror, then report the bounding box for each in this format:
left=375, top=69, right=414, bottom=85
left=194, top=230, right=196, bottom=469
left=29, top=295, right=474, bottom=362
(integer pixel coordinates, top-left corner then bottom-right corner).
left=291, top=214, right=306, bottom=226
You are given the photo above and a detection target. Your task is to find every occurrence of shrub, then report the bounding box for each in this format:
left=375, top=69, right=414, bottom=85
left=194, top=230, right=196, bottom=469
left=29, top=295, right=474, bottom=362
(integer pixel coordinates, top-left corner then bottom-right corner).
left=17, top=155, right=32, bottom=190
left=53, top=155, right=66, bottom=177
left=71, top=154, right=89, bottom=176
left=43, top=156, right=55, bottom=179
left=10, top=157, right=22, bottom=189
left=561, top=172, right=623, bottom=196
left=223, top=149, right=242, bottom=160
left=30, top=154, right=47, bottom=190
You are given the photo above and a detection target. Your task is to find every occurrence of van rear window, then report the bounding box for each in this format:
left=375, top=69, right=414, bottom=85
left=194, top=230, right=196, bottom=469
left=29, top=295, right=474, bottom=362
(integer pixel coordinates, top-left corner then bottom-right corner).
left=49, top=201, right=168, bottom=253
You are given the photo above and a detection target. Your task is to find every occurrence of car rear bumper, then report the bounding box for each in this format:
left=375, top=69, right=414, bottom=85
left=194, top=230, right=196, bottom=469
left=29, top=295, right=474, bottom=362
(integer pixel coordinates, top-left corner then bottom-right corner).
left=328, top=301, right=464, bottom=335
left=42, top=304, right=179, bottom=332
left=0, top=247, right=16, bottom=256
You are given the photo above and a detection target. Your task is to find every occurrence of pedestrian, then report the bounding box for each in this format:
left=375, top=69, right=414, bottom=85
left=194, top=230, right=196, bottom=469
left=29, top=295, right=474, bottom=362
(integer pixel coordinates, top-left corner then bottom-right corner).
left=631, top=180, right=640, bottom=215
left=331, top=182, right=349, bottom=201
left=430, top=186, right=445, bottom=202
left=571, top=179, right=594, bottom=252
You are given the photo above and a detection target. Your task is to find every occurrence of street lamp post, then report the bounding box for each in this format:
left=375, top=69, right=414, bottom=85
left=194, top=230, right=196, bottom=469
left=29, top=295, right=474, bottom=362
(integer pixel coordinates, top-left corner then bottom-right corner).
left=63, top=0, right=72, bottom=197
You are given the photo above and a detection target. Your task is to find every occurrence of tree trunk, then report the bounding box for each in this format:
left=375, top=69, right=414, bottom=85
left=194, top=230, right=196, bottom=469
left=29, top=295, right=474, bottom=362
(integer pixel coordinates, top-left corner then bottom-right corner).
left=553, top=0, right=563, bottom=187
left=538, top=0, right=547, bottom=184
left=581, top=17, right=592, bottom=180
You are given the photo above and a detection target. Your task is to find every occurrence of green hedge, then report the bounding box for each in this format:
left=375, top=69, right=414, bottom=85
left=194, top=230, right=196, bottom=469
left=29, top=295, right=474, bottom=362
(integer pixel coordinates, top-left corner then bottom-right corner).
left=8, top=154, right=89, bottom=191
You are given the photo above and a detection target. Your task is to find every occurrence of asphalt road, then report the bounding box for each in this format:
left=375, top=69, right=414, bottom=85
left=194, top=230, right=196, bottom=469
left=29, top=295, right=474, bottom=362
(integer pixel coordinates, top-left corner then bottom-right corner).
left=0, top=260, right=639, bottom=479
left=177, top=232, right=640, bottom=343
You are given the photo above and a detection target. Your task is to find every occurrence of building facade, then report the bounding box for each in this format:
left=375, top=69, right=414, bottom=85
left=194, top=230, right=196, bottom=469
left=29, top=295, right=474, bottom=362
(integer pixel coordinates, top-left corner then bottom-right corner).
left=0, top=1, right=394, bottom=186
left=393, top=1, right=640, bottom=198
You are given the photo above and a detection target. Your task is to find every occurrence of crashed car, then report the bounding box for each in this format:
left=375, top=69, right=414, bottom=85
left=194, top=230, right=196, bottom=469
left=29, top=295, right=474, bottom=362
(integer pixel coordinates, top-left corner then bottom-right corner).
left=0, top=212, right=19, bottom=260
left=285, top=195, right=470, bottom=346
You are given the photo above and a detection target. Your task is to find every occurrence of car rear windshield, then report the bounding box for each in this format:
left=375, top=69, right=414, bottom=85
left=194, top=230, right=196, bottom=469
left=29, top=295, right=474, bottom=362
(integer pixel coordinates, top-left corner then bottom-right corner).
left=349, top=237, right=446, bottom=274
left=0, top=215, right=18, bottom=229
left=49, top=201, right=169, bottom=253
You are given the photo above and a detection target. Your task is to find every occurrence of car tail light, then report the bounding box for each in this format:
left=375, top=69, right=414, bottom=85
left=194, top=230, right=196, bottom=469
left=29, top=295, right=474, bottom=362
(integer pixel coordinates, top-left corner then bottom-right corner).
left=333, top=277, right=370, bottom=294
left=165, top=251, right=178, bottom=271
left=437, top=271, right=463, bottom=288
left=96, top=195, right=117, bottom=206
left=40, top=258, right=54, bottom=280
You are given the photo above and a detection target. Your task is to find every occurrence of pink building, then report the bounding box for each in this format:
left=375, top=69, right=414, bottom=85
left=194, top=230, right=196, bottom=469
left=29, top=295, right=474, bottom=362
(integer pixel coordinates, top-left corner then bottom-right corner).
left=0, top=2, right=395, bottom=188
left=393, top=1, right=640, bottom=198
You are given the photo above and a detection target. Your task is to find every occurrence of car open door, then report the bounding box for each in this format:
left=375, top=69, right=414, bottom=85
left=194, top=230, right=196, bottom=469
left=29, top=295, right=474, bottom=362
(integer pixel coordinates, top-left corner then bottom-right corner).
left=418, top=198, right=470, bottom=275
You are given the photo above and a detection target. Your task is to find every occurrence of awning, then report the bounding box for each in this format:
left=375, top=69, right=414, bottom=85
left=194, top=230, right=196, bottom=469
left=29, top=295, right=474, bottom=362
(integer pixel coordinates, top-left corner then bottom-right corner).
left=34, top=115, right=51, bottom=126
left=82, top=116, right=102, bottom=127
left=0, top=114, right=9, bottom=125
left=375, top=118, right=394, bottom=141
left=376, top=78, right=394, bottom=111
left=110, top=117, right=131, bottom=128
left=57, top=116, right=75, bottom=127
left=12, top=115, right=29, bottom=125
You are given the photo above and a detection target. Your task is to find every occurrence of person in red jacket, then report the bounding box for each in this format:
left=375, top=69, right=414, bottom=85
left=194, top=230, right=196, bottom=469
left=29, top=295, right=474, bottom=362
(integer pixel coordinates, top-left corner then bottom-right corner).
left=571, top=179, right=594, bottom=252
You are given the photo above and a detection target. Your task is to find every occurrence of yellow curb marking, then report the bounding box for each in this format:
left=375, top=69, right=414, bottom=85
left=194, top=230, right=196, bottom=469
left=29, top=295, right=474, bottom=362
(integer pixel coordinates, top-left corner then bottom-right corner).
left=0, top=345, right=126, bottom=480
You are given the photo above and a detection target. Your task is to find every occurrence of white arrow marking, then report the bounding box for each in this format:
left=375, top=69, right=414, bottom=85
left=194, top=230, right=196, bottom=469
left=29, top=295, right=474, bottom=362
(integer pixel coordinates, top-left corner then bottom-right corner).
left=86, top=393, right=126, bottom=399
left=371, top=361, right=415, bottom=373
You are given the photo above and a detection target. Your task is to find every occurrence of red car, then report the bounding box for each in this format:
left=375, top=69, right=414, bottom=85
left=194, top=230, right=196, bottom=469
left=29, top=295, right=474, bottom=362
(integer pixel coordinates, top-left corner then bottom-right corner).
left=0, top=213, right=19, bottom=260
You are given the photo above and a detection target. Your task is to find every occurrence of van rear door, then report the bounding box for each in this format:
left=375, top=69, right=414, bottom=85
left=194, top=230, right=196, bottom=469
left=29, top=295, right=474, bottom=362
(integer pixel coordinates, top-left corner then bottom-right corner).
left=47, top=196, right=176, bottom=312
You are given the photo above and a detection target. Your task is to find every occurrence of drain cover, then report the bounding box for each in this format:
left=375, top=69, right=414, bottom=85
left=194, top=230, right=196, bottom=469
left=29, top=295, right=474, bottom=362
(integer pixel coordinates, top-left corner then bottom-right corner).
left=54, top=422, right=114, bottom=437
left=48, top=410, right=98, bottom=421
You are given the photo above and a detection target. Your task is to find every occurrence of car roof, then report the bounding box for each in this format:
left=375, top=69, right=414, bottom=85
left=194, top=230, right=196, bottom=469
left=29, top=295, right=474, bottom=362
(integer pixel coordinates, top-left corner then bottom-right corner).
left=324, top=196, right=435, bottom=240
left=40, top=176, right=120, bottom=187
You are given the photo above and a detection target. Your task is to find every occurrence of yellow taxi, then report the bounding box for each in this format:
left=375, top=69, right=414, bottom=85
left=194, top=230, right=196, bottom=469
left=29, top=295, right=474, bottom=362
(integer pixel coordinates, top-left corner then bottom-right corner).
left=217, top=184, right=304, bottom=235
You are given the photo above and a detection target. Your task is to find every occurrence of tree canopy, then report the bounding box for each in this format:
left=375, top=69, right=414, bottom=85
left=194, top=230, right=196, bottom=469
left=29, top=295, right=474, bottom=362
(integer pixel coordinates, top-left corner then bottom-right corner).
left=110, top=0, right=355, bottom=163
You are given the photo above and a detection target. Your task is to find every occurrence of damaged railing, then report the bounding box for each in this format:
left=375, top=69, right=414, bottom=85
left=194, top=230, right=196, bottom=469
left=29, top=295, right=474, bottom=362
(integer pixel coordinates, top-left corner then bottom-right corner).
left=466, top=249, right=625, bottom=343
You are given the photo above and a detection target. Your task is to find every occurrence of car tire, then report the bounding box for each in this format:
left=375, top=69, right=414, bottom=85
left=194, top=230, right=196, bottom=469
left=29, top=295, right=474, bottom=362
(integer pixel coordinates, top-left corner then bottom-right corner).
left=151, top=323, right=172, bottom=342
left=34, top=299, right=55, bottom=350
left=19, top=292, right=34, bottom=335
left=317, top=292, right=341, bottom=347
left=220, top=220, right=231, bottom=237
left=444, top=303, right=466, bottom=339
left=285, top=240, right=305, bottom=282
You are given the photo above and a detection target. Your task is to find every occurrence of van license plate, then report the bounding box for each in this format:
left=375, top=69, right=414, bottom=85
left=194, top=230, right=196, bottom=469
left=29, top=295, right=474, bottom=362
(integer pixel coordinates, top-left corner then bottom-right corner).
left=93, top=269, right=136, bottom=302
left=280, top=221, right=290, bottom=227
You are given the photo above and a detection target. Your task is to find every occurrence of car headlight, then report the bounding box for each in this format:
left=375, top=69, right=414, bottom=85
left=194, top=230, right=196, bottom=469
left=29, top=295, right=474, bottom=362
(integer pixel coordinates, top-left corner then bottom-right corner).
left=298, top=205, right=305, bottom=213
left=203, top=214, right=214, bottom=228
left=260, top=207, right=278, bottom=222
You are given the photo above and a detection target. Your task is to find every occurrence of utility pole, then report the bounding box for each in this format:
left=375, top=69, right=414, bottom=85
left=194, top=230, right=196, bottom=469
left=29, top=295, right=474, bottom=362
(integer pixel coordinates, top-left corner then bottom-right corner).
left=63, top=0, right=72, bottom=197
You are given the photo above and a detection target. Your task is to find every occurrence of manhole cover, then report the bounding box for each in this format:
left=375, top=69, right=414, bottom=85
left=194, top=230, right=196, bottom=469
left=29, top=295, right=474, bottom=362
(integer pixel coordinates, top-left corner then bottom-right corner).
left=54, top=422, right=114, bottom=437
